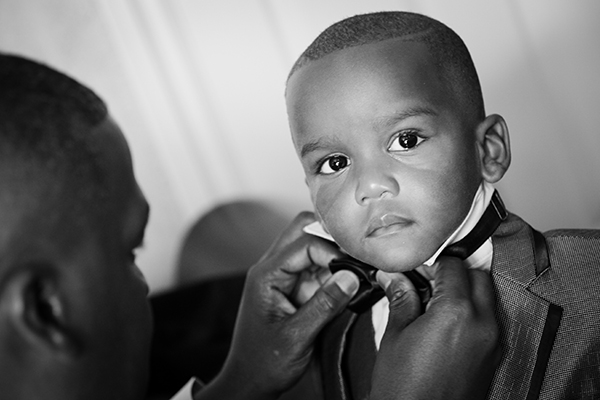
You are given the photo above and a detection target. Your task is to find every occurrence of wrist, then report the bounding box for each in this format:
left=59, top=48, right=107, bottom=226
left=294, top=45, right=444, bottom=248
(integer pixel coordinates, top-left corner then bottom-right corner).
left=195, top=362, right=280, bottom=400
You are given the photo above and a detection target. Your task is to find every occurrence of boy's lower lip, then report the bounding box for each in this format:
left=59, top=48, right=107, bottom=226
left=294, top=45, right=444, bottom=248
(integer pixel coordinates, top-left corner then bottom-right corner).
left=367, top=221, right=411, bottom=238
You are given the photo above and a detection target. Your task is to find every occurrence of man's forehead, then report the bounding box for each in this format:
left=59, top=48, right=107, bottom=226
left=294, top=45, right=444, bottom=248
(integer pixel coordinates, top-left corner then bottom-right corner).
left=0, top=178, right=92, bottom=264
left=90, top=117, right=131, bottom=162
left=135, top=199, right=151, bottom=231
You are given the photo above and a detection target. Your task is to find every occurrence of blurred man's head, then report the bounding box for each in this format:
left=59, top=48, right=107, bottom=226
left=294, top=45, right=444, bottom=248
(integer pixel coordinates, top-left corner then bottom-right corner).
left=0, top=54, right=152, bottom=400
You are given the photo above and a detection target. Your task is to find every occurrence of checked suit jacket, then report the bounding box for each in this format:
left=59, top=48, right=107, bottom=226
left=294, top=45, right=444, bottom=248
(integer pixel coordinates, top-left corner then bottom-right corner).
left=283, top=212, right=600, bottom=400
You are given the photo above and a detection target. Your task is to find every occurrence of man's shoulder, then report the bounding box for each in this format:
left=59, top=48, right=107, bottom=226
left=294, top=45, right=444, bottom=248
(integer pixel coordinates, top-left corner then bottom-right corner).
left=493, top=212, right=600, bottom=276
left=498, top=211, right=600, bottom=243
left=543, top=228, right=600, bottom=241
left=543, top=227, right=600, bottom=263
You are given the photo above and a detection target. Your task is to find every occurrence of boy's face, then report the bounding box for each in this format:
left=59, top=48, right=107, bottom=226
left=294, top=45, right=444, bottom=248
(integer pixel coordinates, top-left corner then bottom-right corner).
left=286, top=39, right=483, bottom=272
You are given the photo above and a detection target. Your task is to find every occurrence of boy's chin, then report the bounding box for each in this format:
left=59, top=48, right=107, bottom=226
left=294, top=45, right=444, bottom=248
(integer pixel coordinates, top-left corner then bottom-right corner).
left=372, top=263, right=422, bottom=274
left=353, top=251, right=431, bottom=273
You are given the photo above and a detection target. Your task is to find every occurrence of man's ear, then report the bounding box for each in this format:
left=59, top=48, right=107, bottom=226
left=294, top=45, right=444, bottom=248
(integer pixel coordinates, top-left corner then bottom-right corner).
left=1, top=265, right=82, bottom=358
left=475, top=114, right=511, bottom=183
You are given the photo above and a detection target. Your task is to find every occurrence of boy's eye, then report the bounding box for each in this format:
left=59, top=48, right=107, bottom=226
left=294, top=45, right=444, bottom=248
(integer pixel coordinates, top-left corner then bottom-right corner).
left=319, top=154, right=350, bottom=175
left=389, top=132, right=425, bottom=151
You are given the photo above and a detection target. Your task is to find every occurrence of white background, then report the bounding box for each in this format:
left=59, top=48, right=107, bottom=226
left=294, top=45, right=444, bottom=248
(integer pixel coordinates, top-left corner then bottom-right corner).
left=2, top=0, right=599, bottom=292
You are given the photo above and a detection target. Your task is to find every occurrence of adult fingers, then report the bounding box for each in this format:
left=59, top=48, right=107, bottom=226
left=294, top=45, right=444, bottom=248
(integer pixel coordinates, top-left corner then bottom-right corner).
left=468, top=269, right=497, bottom=315
left=264, top=212, right=316, bottom=255
left=466, top=269, right=502, bottom=367
left=275, top=234, right=343, bottom=276
left=429, top=256, right=471, bottom=304
left=377, top=271, right=421, bottom=332
left=292, top=266, right=332, bottom=306
left=289, top=270, right=360, bottom=342
left=252, top=232, right=341, bottom=286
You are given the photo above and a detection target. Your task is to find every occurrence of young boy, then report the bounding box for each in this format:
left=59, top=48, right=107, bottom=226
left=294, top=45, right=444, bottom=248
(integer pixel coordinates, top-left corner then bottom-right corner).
left=0, top=53, right=500, bottom=400
left=285, top=11, right=600, bottom=400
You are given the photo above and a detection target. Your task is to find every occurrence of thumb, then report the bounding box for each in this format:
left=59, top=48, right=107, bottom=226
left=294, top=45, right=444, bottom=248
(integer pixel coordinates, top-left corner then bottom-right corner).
left=376, top=271, right=421, bottom=333
left=428, top=256, right=469, bottom=306
left=290, top=270, right=360, bottom=341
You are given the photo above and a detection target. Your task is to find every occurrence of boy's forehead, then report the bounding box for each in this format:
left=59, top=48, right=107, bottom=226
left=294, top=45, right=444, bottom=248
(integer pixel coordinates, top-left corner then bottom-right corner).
left=288, top=38, right=434, bottom=87
left=287, top=39, right=448, bottom=143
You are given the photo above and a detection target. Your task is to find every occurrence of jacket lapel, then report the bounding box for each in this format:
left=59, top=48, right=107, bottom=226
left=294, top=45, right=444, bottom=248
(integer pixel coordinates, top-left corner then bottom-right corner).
left=319, top=213, right=563, bottom=400
left=489, top=214, right=562, bottom=400
left=319, top=309, right=356, bottom=400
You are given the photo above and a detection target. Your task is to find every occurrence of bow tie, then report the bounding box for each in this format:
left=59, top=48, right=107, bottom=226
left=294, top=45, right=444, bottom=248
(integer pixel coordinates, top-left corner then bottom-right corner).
left=441, top=190, right=507, bottom=259
left=330, top=190, right=507, bottom=314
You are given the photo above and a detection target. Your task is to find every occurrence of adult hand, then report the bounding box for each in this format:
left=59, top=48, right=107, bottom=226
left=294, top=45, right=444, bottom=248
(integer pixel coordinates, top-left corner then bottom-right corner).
left=198, top=212, right=359, bottom=400
left=370, top=257, right=501, bottom=400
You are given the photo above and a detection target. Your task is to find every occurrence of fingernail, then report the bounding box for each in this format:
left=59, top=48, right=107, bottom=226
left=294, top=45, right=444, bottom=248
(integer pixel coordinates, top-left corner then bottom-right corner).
left=421, top=264, right=436, bottom=280
left=377, top=271, right=393, bottom=291
left=333, top=270, right=359, bottom=295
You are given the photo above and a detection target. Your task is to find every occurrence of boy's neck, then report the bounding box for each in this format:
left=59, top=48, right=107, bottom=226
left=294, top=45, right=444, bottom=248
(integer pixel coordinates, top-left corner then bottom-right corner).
left=421, top=181, right=496, bottom=267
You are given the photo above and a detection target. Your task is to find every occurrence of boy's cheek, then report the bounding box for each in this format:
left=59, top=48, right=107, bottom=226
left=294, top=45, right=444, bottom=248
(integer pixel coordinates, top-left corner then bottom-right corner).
left=314, top=198, right=360, bottom=254
left=311, top=184, right=349, bottom=230
left=309, top=181, right=379, bottom=262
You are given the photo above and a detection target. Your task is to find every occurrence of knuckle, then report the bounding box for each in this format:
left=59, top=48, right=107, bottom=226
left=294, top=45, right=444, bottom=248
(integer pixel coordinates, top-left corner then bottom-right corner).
left=479, top=324, right=501, bottom=365
left=438, top=298, right=474, bottom=321
left=294, top=211, right=315, bottom=225
left=480, top=321, right=500, bottom=346
left=389, top=286, right=415, bottom=309
left=315, top=286, right=342, bottom=312
left=249, top=255, right=275, bottom=278
left=388, top=292, right=420, bottom=328
left=384, top=274, right=414, bottom=300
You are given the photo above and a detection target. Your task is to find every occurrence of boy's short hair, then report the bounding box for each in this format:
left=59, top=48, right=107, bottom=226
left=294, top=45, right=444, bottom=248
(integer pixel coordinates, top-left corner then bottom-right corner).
left=0, top=54, right=109, bottom=220
left=288, top=11, right=484, bottom=120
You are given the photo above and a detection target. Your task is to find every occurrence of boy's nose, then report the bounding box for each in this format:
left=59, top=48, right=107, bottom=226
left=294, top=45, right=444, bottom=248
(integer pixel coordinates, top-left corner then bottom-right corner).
left=355, top=165, right=399, bottom=205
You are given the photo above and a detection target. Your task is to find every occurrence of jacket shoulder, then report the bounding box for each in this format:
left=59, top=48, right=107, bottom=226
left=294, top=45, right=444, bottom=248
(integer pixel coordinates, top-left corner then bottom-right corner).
left=544, top=228, right=600, bottom=240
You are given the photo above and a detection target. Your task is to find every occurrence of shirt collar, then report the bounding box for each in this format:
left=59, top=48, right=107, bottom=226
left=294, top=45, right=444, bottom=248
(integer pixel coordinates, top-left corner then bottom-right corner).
left=414, top=181, right=495, bottom=282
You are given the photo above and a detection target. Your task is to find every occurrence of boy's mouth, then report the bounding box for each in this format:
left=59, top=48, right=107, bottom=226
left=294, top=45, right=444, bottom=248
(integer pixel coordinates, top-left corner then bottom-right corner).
left=367, top=214, right=412, bottom=238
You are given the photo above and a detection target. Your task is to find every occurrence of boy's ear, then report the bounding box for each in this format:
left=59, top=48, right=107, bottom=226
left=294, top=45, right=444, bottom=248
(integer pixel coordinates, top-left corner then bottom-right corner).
left=475, top=114, right=511, bottom=183
left=0, top=264, right=82, bottom=358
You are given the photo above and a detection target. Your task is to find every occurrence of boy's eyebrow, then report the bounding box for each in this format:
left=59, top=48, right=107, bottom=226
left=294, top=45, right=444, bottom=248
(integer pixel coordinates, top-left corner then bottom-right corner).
left=373, top=106, right=438, bottom=130
left=299, top=106, right=437, bottom=158
left=300, top=139, right=331, bottom=158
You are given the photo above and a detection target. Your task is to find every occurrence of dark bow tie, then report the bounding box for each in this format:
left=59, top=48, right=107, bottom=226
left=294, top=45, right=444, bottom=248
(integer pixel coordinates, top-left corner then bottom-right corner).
left=441, top=190, right=507, bottom=259
left=330, top=190, right=507, bottom=314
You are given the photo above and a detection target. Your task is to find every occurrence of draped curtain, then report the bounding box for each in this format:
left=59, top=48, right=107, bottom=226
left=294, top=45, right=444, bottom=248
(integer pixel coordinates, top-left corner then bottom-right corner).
left=2, top=0, right=599, bottom=292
